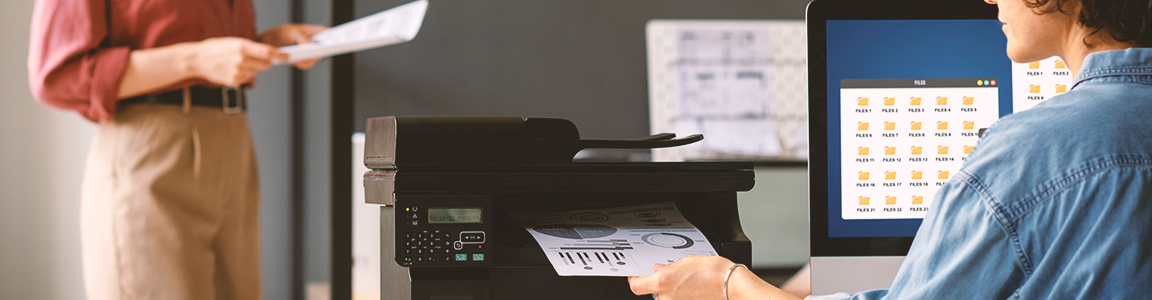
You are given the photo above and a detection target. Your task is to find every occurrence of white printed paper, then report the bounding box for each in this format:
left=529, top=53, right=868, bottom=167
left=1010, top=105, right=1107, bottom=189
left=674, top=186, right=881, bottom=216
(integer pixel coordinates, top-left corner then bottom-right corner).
left=279, top=0, right=428, bottom=63
left=509, top=202, right=717, bottom=277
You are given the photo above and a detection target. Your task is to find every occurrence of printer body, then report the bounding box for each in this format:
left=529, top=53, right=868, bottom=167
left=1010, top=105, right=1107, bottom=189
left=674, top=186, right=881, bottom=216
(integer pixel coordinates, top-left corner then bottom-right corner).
left=363, top=116, right=755, bottom=300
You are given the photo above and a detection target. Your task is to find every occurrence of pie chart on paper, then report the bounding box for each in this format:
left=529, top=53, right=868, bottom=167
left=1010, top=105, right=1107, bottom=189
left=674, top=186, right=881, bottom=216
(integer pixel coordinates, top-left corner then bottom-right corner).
left=641, top=233, right=695, bottom=249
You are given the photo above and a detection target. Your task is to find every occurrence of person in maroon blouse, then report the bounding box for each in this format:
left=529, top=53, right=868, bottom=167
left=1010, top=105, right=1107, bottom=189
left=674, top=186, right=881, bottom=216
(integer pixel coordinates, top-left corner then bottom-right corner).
left=28, top=0, right=324, bottom=299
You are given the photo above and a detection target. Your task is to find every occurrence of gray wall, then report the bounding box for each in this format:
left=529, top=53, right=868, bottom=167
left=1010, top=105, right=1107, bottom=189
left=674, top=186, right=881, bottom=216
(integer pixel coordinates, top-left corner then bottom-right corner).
left=0, top=2, right=88, bottom=299
left=250, top=0, right=296, bottom=298
left=351, top=0, right=813, bottom=139
left=300, top=0, right=336, bottom=292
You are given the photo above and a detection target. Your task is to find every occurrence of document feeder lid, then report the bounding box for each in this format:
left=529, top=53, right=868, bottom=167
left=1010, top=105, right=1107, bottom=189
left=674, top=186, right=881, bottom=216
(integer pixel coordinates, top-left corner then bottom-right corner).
left=363, top=116, right=703, bottom=169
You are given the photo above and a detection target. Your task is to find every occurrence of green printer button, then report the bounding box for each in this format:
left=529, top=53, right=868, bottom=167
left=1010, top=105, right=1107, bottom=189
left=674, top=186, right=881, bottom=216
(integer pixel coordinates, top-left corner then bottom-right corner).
left=455, top=254, right=467, bottom=262
left=472, top=253, right=485, bottom=261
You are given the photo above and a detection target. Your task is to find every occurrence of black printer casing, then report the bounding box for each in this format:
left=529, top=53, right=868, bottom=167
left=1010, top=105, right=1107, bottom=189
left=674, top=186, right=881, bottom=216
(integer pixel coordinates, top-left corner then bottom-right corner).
left=371, top=163, right=755, bottom=300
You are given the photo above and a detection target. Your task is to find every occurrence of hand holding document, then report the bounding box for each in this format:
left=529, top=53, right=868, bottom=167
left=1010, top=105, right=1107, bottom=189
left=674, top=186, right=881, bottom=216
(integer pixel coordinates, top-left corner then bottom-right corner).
left=509, top=202, right=718, bottom=277
left=278, top=0, right=428, bottom=63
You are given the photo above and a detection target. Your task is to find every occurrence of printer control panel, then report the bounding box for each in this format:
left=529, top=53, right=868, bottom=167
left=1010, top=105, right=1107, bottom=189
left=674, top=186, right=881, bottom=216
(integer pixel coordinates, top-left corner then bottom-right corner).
left=395, top=196, right=492, bottom=267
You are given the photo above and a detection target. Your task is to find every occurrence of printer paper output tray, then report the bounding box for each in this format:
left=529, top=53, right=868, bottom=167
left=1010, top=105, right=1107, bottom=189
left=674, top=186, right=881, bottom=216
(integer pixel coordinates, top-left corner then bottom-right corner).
left=390, top=193, right=752, bottom=300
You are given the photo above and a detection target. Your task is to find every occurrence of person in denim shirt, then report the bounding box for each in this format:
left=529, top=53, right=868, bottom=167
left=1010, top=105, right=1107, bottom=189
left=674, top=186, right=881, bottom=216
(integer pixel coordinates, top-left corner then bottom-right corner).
left=628, top=0, right=1152, bottom=299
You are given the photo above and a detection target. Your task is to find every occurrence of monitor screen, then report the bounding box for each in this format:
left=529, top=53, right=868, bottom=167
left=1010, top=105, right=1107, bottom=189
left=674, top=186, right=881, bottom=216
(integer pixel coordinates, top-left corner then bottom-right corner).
left=824, top=19, right=1071, bottom=238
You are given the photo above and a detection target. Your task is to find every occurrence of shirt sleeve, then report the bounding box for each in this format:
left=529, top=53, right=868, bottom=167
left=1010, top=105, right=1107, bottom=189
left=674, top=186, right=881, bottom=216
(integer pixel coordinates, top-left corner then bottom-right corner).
left=28, top=0, right=130, bottom=123
left=810, top=175, right=1026, bottom=300
left=1011, top=166, right=1152, bottom=298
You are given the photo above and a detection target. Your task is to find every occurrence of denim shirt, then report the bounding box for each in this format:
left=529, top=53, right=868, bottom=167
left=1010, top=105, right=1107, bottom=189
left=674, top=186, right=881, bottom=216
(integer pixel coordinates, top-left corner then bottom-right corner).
left=811, top=48, right=1152, bottom=300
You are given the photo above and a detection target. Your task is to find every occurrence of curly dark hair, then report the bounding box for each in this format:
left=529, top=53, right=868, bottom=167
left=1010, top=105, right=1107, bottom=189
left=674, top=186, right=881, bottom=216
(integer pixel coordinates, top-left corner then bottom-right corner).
left=1025, top=0, right=1152, bottom=47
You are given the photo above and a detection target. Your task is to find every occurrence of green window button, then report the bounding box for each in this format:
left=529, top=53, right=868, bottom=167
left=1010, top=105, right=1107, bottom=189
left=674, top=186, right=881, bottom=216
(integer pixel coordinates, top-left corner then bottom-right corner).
left=455, top=254, right=467, bottom=262
left=472, top=253, right=485, bottom=261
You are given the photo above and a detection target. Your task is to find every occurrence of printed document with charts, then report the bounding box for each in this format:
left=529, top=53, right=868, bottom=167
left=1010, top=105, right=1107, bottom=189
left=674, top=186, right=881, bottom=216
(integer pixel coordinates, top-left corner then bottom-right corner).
left=279, top=0, right=428, bottom=63
left=509, top=202, right=717, bottom=277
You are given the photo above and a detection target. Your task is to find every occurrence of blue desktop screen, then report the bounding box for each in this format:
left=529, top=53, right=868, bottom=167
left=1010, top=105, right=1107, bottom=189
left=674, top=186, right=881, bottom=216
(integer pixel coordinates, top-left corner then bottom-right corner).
left=826, top=20, right=1015, bottom=237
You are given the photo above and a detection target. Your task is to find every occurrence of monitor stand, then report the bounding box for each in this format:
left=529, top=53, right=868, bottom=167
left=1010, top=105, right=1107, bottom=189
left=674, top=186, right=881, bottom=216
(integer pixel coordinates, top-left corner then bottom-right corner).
left=810, top=256, right=905, bottom=295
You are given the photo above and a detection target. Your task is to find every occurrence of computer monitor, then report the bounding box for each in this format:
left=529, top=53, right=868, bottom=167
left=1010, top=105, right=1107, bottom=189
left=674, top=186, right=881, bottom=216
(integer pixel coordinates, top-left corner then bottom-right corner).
left=806, top=0, right=1072, bottom=294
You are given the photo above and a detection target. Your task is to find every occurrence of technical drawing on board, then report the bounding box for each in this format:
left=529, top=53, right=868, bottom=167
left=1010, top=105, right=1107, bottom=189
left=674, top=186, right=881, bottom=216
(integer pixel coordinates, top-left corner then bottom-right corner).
left=648, top=20, right=808, bottom=161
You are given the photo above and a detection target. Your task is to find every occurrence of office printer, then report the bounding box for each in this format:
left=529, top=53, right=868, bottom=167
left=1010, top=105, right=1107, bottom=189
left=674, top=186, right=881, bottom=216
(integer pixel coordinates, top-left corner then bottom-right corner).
left=363, top=116, right=755, bottom=300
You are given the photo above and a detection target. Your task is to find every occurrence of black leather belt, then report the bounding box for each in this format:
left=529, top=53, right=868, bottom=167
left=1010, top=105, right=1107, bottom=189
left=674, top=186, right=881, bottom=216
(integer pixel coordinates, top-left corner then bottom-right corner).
left=122, top=86, right=247, bottom=114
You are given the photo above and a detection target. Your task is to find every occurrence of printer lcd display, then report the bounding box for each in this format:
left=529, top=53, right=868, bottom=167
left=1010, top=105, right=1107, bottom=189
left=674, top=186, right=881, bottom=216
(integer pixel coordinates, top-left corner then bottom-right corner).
left=427, top=208, right=483, bottom=224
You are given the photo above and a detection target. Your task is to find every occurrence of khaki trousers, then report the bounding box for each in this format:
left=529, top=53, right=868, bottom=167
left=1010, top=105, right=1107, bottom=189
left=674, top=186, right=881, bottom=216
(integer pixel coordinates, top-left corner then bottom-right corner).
left=80, top=102, right=261, bottom=300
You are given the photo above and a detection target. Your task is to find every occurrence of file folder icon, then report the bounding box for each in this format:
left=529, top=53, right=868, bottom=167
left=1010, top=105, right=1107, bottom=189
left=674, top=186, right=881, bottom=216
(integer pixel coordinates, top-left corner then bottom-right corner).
left=859, top=147, right=869, bottom=155
left=1029, top=61, right=1040, bottom=69
left=859, top=196, right=870, bottom=205
left=1056, top=84, right=1067, bottom=93
left=858, top=97, right=869, bottom=106
left=937, top=121, right=948, bottom=130
left=858, top=122, right=869, bottom=131
left=937, top=96, right=948, bottom=105
left=885, top=122, right=896, bottom=130
left=964, top=145, right=975, bottom=154
left=964, top=121, right=975, bottom=130
left=885, top=171, right=896, bottom=180
left=885, top=196, right=897, bottom=205
left=911, top=146, right=923, bottom=155
left=911, top=171, right=923, bottom=179
left=938, top=146, right=949, bottom=154
left=912, top=196, right=924, bottom=205
left=911, top=121, right=922, bottom=130
left=1030, top=84, right=1041, bottom=93
left=859, top=171, right=870, bottom=180
left=910, top=97, right=922, bottom=105
left=885, top=146, right=896, bottom=155
left=963, top=96, right=974, bottom=105
left=939, top=171, right=950, bottom=179
left=884, top=97, right=895, bottom=106
left=1055, top=60, right=1065, bottom=69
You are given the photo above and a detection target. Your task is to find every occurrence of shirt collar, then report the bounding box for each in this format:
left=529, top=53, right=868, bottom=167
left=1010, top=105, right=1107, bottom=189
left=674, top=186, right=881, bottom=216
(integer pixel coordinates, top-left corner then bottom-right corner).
left=1072, top=48, right=1152, bottom=90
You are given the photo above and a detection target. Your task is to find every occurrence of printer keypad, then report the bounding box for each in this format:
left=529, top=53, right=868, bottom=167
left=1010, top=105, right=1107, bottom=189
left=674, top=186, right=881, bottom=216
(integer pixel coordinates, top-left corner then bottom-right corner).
left=403, top=230, right=485, bottom=265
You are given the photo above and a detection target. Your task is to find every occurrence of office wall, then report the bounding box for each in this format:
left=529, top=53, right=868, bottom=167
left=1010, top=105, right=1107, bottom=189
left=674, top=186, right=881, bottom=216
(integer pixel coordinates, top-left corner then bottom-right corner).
left=351, top=0, right=812, bottom=137
left=299, top=0, right=336, bottom=295
left=0, top=0, right=91, bottom=298
left=250, top=0, right=296, bottom=298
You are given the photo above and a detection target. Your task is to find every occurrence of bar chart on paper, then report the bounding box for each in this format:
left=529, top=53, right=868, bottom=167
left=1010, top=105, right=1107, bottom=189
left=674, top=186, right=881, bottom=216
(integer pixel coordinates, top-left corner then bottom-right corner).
left=553, top=249, right=640, bottom=272
left=510, top=203, right=718, bottom=277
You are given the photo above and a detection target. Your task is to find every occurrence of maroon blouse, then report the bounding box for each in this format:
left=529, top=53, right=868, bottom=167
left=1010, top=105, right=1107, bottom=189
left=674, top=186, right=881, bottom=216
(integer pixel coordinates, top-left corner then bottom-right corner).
left=28, top=0, right=257, bottom=122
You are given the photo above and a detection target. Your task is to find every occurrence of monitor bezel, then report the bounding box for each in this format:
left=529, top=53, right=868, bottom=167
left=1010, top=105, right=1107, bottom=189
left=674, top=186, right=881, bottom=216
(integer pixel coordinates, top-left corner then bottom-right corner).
left=806, top=0, right=1000, bottom=257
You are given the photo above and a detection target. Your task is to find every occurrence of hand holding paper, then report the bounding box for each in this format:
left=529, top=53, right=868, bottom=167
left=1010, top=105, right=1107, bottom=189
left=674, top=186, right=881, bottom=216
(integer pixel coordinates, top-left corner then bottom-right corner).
left=509, top=202, right=718, bottom=277
left=261, top=24, right=328, bottom=69
left=277, top=0, right=428, bottom=63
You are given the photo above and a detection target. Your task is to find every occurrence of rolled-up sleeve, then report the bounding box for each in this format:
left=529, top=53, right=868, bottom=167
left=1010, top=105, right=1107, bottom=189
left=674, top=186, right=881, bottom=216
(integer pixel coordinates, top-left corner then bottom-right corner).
left=28, top=0, right=130, bottom=123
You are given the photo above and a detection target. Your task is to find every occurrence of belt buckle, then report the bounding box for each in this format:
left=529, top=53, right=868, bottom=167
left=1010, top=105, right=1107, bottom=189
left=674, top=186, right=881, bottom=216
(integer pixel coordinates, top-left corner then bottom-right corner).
left=221, top=86, right=243, bottom=114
